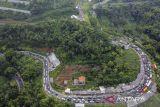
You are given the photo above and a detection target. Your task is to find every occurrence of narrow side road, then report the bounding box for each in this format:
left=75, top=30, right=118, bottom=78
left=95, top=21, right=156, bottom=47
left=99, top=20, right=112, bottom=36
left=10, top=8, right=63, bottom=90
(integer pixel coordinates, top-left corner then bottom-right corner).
left=0, top=6, right=31, bottom=14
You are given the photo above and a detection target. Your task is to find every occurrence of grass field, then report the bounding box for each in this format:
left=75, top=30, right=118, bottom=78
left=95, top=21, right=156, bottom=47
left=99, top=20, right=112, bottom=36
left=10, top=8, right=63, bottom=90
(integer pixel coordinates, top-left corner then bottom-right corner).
left=137, top=93, right=160, bottom=107
left=86, top=103, right=126, bottom=107
left=113, top=48, right=140, bottom=83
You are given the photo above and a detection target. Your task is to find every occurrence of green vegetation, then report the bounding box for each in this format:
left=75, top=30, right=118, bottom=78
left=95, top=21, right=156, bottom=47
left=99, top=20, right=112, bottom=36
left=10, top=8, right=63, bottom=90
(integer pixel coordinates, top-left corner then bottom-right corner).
left=0, top=49, right=73, bottom=107
left=49, top=65, right=64, bottom=78
left=95, top=0, right=160, bottom=63
left=138, top=93, right=160, bottom=107
left=0, top=0, right=160, bottom=106
left=0, top=10, right=140, bottom=88
left=0, top=0, right=76, bottom=21
left=71, top=48, right=140, bottom=87
left=155, top=68, right=160, bottom=93
left=86, top=103, right=126, bottom=107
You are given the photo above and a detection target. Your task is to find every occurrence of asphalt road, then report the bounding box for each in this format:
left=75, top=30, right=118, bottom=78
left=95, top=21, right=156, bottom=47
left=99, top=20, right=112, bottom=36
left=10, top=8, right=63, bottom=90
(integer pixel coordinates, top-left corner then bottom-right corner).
left=16, top=39, right=157, bottom=106
left=12, top=74, right=24, bottom=91
left=0, top=6, right=31, bottom=14
left=1, top=0, right=30, bottom=5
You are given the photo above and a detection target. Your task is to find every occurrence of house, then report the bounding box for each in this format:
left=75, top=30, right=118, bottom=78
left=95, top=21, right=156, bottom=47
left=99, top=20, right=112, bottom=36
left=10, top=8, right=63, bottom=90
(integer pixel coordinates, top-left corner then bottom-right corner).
left=78, top=76, right=85, bottom=85
left=151, top=64, right=157, bottom=71
left=74, top=79, right=79, bottom=85
left=50, top=77, right=53, bottom=83
left=64, top=80, right=68, bottom=85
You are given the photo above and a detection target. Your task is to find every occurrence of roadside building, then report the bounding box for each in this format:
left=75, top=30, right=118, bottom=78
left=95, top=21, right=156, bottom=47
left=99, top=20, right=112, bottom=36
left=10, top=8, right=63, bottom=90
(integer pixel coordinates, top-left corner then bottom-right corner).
left=64, top=80, right=68, bottom=85
left=50, top=77, right=53, bottom=83
left=99, top=86, right=105, bottom=93
left=65, top=88, right=71, bottom=94
left=73, top=79, right=79, bottom=85
left=78, top=76, right=85, bottom=85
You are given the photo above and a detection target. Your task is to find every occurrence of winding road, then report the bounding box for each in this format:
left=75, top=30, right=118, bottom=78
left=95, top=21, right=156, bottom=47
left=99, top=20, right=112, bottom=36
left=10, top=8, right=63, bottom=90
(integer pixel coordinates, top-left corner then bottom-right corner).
left=0, top=40, right=157, bottom=106
left=12, top=73, right=24, bottom=91
left=15, top=39, right=157, bottom=106
left=0, top=0, right=31, bottom=14
left=1, top=0, right=30, bottom=5
left=0, top=6, right=31, bottom=14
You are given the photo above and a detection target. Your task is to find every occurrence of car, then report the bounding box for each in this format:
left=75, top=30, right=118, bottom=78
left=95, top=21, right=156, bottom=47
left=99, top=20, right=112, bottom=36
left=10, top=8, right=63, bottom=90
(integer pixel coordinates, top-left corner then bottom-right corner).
left=61, top=98, right=66, bottom=101
left=95, top=99, right=101, bottom=103
left=85, top=100, right=88, bottom=103
left=89, top=100, right=94, bottom=103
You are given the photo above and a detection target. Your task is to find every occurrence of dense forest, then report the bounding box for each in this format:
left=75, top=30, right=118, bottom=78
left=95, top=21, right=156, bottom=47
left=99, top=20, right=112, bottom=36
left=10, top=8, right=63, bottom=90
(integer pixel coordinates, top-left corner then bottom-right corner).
left=95, top=0, right=160, bottom=64
left=0, top=0, right=76, bottom=20
left=0, top=19, right=140, bottom=86
left=0, top=50, right=73, bottom=107
left=0, top=0, right=160, bottom=106
left=94, top=0, right=160, bottom=96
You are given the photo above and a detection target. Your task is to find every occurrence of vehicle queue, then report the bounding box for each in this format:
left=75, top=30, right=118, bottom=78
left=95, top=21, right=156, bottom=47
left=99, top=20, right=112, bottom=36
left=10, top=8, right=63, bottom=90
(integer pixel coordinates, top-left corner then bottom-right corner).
left=16, top=41, right=156, bottom=105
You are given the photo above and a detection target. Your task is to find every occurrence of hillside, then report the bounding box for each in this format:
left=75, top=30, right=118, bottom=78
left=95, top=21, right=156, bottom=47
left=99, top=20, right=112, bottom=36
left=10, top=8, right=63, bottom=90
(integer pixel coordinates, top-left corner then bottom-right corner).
left=0, top=0, right=160, bottom=107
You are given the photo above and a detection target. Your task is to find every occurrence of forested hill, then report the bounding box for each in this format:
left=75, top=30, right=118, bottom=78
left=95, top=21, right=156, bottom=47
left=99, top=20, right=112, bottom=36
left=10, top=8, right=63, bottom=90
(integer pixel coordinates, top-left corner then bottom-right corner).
left=0, top=19, right=112, bottom=64
left=0, top=0, right=76, bottom=20
left=95, top=0, right=160, bottom=63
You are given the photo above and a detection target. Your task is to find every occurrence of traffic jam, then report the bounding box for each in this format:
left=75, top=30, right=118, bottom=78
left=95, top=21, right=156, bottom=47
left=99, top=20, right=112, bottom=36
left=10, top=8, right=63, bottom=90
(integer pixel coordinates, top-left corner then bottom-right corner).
left=58, top=43, right=155, bottom=104
left=17, top=42, right=156, bottom=105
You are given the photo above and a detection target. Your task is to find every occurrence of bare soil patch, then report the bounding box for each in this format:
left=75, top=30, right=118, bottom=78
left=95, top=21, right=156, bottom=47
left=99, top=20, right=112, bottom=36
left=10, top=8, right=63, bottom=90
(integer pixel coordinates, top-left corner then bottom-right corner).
left=55, top=65, right=99, bottom=86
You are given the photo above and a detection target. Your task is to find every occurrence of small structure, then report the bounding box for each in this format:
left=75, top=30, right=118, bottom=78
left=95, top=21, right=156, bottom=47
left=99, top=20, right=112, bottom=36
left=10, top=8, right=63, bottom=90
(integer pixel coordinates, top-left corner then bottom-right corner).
left=151, top=64, right=157, bottom=71
left=50, top=77, right=53, bottom=83
left=78, top=76, right=85, bottom=85
left=124, top=44, right=130, bottom=50
left=75, top=103, right=85, bottom=107
left=74, top=79, right=79, bottom=85
left=65, top=88, right=71, bottom=94
left=64, top=80, right=68, bottom=85
left=99, top=86, right=105, bottom=93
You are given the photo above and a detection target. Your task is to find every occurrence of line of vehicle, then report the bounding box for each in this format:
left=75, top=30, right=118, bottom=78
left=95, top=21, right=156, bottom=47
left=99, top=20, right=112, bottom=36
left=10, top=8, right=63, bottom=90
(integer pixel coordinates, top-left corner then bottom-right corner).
left=16, top=40, right=157, bottom=106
